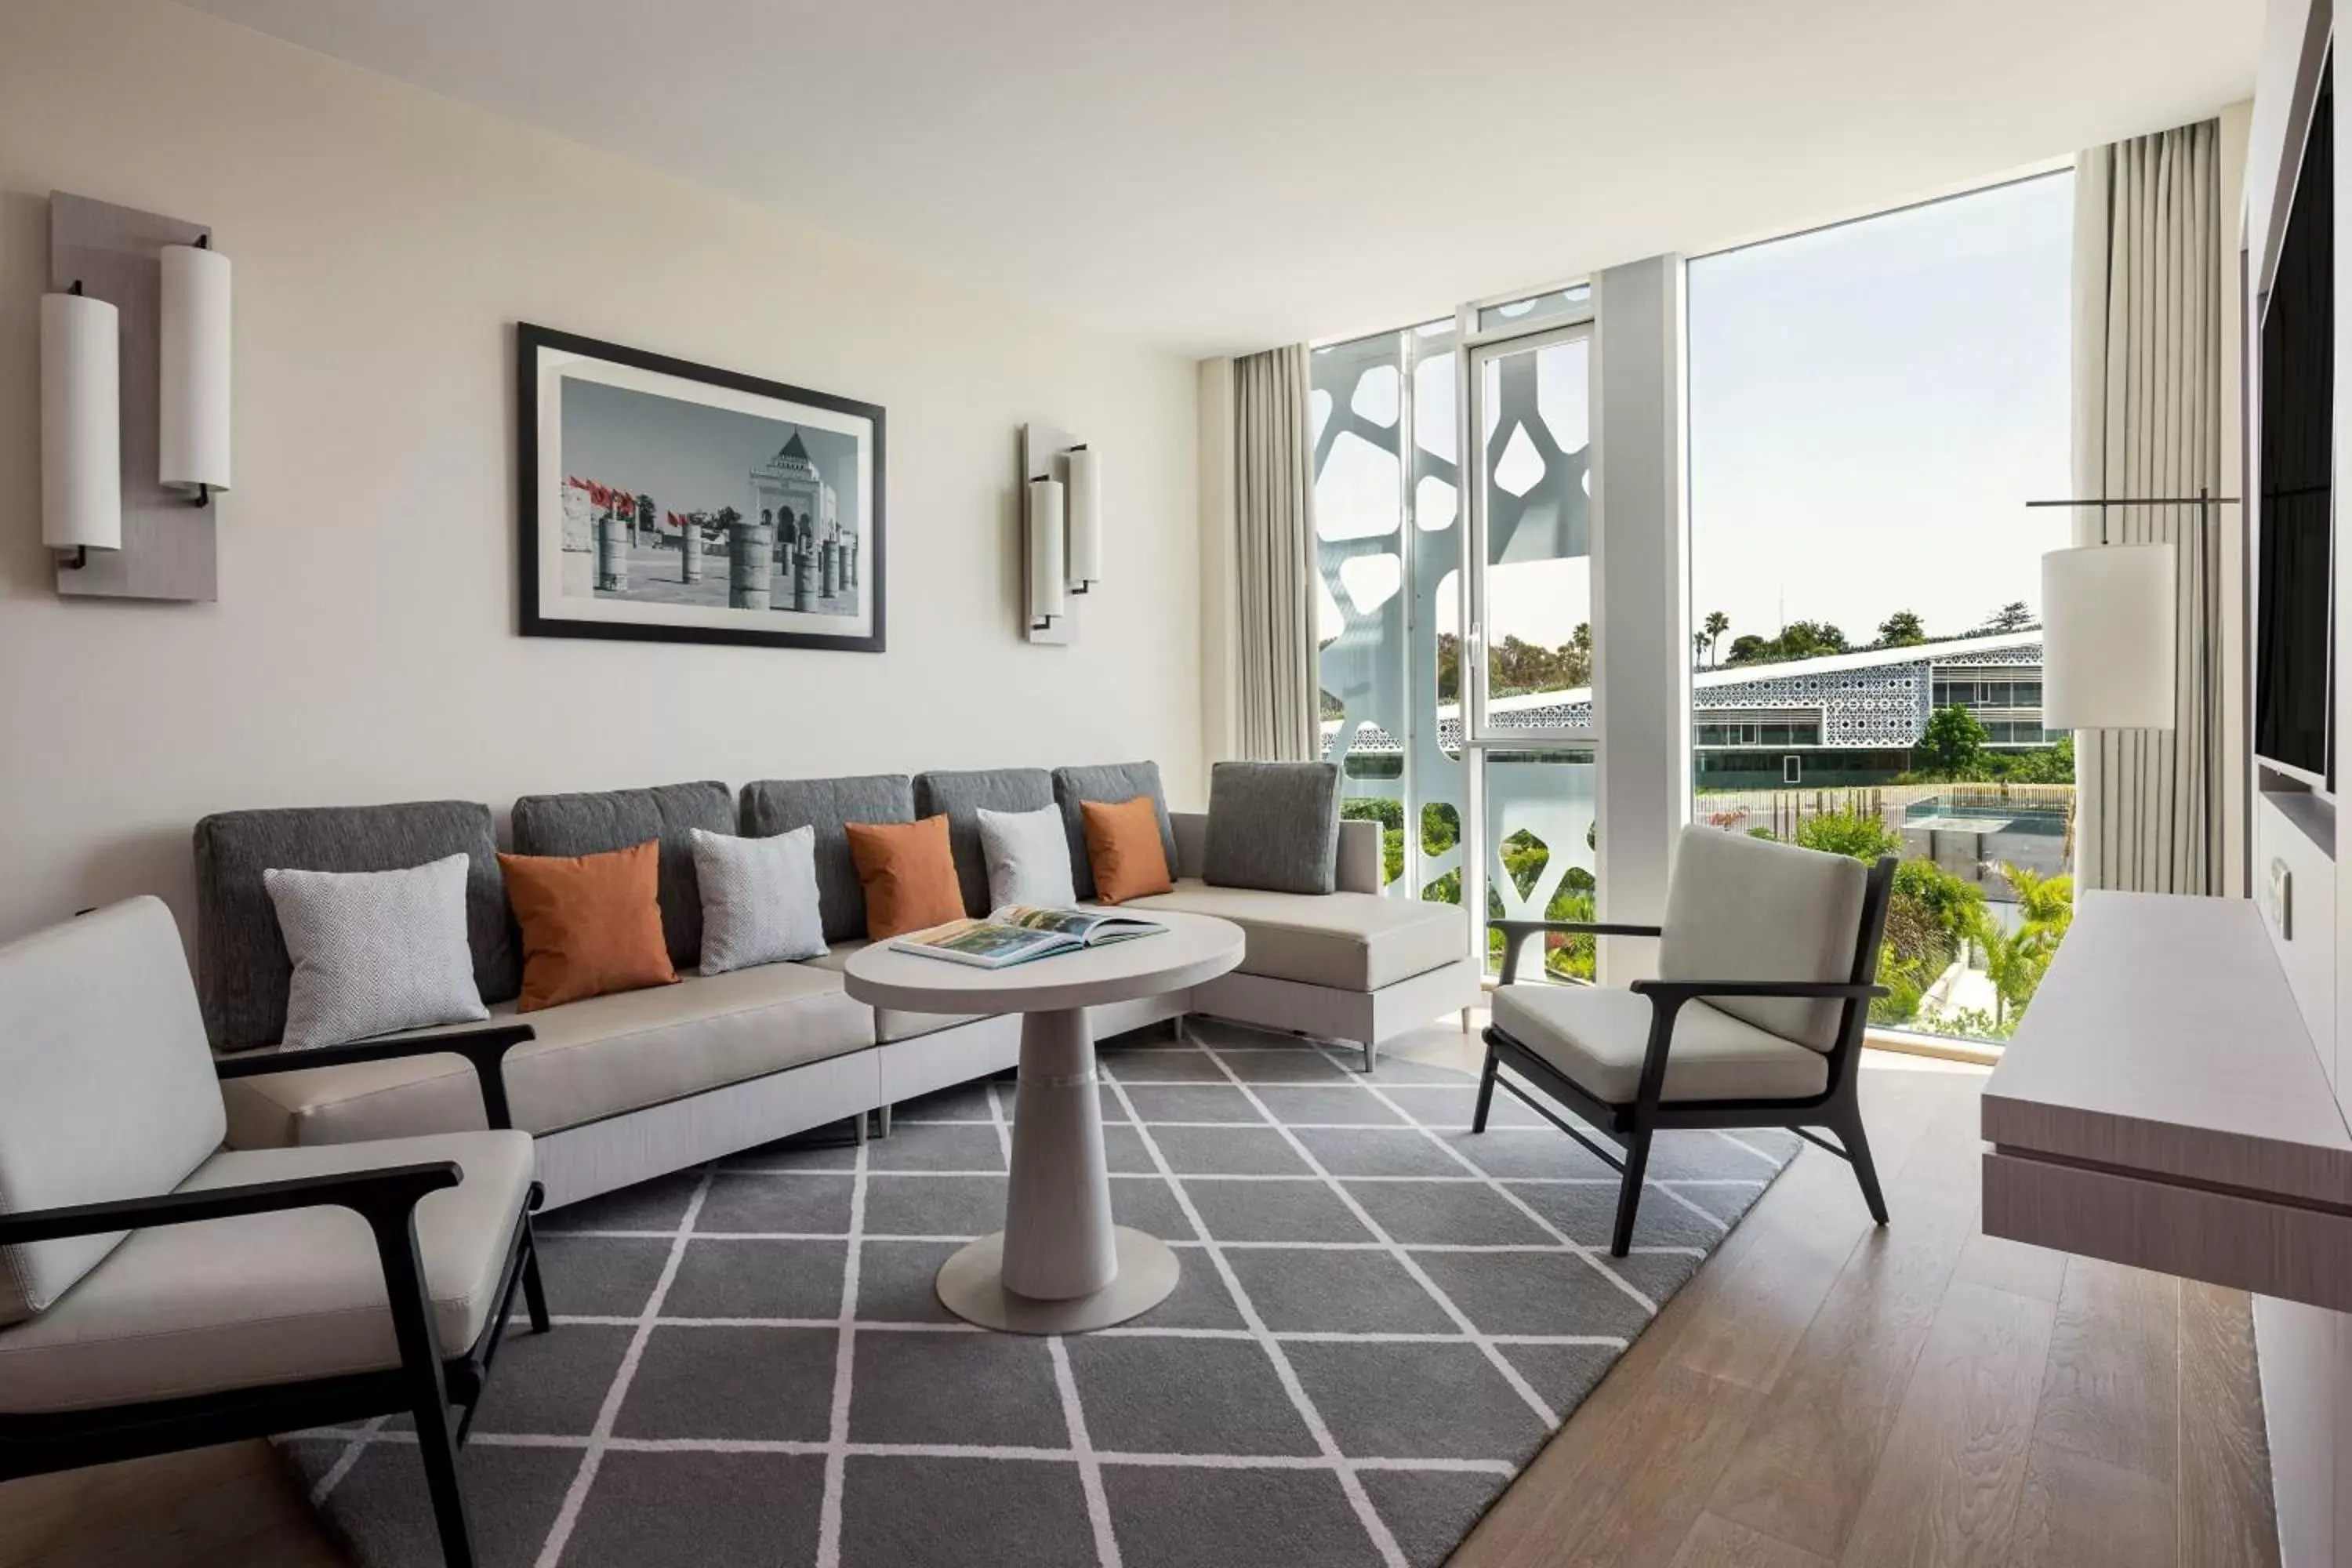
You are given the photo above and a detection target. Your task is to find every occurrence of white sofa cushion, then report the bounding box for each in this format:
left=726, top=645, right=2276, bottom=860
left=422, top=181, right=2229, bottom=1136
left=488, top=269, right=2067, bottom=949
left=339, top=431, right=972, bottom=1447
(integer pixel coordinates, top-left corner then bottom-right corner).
left=802, top=940, right=987, bottom=1043
left=1659, top=826, right=1870, bottom=1052
left=1123, top=880, right=1465, bottom=992
left=220, top=962, right=871, bottom=1149
left=1491, top=983, right=1829, bottom=1105
left=0, top=1131, right=532, bottom=1414
left=691, top=826, right=826, bottom=975
left=264, top=854, right=490, bottom=1049
left=0, top=898, right=227, bottom=1327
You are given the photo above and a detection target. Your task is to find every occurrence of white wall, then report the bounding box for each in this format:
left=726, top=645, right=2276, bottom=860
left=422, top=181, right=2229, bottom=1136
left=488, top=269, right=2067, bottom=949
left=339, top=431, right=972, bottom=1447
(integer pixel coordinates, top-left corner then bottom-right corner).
left=0, top=0, right=1203, bottom=949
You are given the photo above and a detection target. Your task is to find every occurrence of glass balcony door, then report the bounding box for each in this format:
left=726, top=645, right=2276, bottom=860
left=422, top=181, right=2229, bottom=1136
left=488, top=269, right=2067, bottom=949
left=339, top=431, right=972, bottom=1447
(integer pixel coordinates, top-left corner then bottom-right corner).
left=1463, top=324, right=1598, bottom=979
left=1312, top=321, right=1465, bottom=910
left=1314, top=300, right=1601, bottom=985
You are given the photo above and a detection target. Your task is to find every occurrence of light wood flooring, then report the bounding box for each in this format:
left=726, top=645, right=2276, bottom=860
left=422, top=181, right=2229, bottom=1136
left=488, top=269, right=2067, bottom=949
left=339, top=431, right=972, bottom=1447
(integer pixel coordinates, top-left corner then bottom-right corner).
left=0, top=1033, right=2281, bottom=1568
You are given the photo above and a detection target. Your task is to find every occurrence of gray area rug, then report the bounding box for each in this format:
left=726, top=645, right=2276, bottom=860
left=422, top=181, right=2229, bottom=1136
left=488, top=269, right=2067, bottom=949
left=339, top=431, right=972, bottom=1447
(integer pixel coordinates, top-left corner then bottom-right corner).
left=280, top=1020, right=1798, bottom=1567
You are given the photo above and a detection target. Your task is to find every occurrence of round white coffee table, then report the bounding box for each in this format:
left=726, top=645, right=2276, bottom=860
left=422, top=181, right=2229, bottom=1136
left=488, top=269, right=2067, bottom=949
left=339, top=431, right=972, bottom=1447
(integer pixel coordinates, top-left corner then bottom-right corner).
left=841, top=910, right=1244, bottom=1333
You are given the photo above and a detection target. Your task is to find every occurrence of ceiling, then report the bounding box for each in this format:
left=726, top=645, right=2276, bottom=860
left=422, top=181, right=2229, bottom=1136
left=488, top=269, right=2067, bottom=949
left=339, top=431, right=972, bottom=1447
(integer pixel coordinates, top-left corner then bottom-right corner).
left=183, top=0, right=2261, bottom=356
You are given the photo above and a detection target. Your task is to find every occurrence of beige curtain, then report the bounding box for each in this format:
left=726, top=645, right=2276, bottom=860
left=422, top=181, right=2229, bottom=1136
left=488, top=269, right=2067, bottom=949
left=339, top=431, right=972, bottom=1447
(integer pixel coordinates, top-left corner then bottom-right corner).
left=2072, top=119, right=2226, bottom=894
left=1232, top=345, right=1320, bottom=761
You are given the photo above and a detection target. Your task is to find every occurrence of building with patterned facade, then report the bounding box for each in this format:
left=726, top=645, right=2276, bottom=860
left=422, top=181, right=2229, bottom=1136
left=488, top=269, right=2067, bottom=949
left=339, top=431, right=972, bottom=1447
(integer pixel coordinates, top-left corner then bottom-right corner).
left=1324, top=630, right=2048, bottom=789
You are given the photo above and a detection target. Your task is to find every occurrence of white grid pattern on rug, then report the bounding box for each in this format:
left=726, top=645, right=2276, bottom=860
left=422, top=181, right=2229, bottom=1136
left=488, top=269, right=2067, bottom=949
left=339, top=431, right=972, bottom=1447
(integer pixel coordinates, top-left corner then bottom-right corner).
left=281, top=1023, right=1796, bottom=1568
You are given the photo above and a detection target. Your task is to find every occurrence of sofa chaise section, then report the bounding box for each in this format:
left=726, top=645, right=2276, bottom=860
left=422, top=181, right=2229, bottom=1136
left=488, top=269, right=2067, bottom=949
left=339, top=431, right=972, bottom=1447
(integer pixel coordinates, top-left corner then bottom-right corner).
left=1131, top=813, right=1480, bottom=1065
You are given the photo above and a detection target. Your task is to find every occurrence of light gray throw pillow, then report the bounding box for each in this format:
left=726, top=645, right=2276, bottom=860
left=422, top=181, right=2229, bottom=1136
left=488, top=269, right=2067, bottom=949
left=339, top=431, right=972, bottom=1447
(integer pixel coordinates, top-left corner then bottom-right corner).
left=263, top=853, right=489, bottom=1049
left=691, top=826, right=826, bottom=974
left=1203, top=761, right=1343, bottom=895
left=977, top=804, right=1077, bottom=909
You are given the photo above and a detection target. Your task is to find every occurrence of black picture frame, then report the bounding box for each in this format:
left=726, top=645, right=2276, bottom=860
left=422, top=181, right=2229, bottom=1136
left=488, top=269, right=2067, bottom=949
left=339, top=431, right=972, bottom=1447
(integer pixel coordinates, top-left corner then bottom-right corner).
left=515, top=322, right=887, bottom=654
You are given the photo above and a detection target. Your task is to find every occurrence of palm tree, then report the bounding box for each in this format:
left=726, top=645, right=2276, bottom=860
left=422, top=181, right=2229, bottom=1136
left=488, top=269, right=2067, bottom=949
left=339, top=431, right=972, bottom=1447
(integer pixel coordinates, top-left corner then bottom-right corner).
left=1692, top=630, right=1711, bottom=668
left=1971, top=863, right=2075, bottom=1026
left=1702, top=610, right=1730, bottom=666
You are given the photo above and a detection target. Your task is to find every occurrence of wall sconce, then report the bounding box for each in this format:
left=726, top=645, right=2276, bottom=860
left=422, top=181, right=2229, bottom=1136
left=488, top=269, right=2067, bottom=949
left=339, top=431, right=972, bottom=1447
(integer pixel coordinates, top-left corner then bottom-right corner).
left=1065, top=444, right=1102, bottom=593
left=40, top=282, right=122, bottom=569
left=1022, top=422, right=1100, bottom=644
left=1027, top=473, right=1067, bottom=630
left=159, top=238, right=231, bottom=503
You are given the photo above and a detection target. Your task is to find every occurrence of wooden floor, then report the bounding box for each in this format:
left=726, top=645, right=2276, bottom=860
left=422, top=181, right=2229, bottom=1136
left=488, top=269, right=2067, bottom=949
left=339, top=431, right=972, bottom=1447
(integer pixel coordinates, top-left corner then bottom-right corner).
left=1442, top=1045, right=2283, bottom=1568
left=0, top=1041, right=2281, bottom=1568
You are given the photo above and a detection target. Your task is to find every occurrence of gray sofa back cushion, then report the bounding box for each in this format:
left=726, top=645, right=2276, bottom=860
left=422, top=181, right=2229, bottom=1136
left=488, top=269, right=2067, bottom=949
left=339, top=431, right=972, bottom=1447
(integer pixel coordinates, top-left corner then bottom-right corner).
left=913, top=768, right=1057, bottom=916
left=510, top=781, right=733, bottom=973
left=740, top=775, right=916, bottom=942
left=1203, top=761, right=1342, bottom=895
left=1051, top=761, right=1178, bottom=902
left=194, top=800, right=517, bottom=1050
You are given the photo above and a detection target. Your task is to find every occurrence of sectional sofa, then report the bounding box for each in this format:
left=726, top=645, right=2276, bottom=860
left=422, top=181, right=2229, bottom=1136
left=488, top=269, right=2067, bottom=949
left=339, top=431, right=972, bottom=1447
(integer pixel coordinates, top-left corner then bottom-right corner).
left=197, top=765, right=1477, bottom=1209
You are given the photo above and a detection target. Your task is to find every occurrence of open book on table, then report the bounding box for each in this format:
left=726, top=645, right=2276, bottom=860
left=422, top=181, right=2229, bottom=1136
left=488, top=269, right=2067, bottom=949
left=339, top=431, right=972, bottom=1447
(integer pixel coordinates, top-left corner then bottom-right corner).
left=890, top=905, right=1167, bottom=970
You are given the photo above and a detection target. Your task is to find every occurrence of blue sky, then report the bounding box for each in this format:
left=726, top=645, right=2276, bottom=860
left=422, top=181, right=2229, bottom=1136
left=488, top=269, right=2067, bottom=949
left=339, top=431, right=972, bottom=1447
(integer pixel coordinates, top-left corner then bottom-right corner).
left=1686, top=170, right=2074, bottom=648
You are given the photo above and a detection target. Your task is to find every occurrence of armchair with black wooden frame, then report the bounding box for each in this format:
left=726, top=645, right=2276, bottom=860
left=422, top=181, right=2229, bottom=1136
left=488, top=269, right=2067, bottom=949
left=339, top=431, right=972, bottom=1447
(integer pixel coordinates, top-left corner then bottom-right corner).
left=0, top=898, right=552, bottom=1568
left=1472, top=827, right=1897, bottom=1258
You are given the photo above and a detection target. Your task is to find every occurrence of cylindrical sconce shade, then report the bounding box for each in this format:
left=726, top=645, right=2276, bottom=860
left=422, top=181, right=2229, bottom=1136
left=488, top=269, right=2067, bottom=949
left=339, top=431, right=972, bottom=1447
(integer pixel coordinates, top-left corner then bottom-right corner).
left=1065, top=445, right=1102, bottom=590
left=159, top=242, right=232, bottom=494
left=40, top=292, right=122, bottom=553
left=1028, top=476, right=1067, bottom=623
left=2041, top=543, right=2176, bottom=729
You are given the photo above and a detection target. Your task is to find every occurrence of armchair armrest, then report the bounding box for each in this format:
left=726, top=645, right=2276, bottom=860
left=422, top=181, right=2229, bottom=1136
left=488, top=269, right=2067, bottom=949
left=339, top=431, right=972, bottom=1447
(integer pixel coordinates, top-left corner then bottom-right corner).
left=1618, top=976, right=1889, bottom=1114
left=1628, top=978, right=1889, bottom=1002
left=216, top=1023, right=535, bottom=1131
left=0, top=1162, right=487, bottom=1392
left=1490, top=918, right=1664, bottom=983
left=0, top=1161, right=460, bottom=1248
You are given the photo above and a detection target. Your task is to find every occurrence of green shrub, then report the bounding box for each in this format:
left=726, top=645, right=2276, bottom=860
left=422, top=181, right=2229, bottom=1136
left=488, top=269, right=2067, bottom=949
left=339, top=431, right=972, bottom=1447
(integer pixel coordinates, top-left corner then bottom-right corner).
left=1793, top=809, right=1904, bottom=862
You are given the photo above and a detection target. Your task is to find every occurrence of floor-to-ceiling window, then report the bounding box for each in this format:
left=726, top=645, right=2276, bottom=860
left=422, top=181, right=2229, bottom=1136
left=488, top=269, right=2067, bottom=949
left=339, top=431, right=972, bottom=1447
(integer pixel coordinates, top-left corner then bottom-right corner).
left=1312, top=321, right=1463, bottom=910
left=1313, top=301, right=1598, bottom=982
left=1686, top=172, right=2076, bottom=1047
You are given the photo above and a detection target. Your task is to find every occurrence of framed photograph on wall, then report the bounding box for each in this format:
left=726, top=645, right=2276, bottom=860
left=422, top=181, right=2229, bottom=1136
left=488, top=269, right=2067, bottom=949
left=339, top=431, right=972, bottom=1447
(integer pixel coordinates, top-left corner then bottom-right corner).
left=517, top=323, right=886, bottom=652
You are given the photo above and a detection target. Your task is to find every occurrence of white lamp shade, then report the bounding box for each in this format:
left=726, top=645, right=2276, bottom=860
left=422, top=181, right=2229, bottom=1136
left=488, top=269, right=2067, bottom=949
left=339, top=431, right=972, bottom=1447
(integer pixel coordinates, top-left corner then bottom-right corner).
left=2041, top=543, right=2176, bottom=729
left=39, top=291, right=122, bottom=553
left=1065, top=445, right=1102, bottom=588
left=1028, top=476, right=1067, bottom=622
left=159, top=242, right=232, bottom=492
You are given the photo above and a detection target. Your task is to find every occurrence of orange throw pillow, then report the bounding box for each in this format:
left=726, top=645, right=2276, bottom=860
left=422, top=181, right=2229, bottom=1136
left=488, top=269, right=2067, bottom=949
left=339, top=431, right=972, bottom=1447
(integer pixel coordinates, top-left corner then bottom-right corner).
left=1082, top=797, right=1174, bottom=904
left=846, top=815, right=965, bottom=939
left=498, top=840, right=678, bottom=1012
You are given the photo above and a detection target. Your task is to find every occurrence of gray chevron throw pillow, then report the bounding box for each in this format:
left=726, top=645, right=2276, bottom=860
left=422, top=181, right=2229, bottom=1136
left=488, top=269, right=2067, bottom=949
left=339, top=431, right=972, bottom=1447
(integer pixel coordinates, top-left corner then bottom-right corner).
left=692, top=826, right=828, bottom=975
left=263, top=853, right=490, bottom=1049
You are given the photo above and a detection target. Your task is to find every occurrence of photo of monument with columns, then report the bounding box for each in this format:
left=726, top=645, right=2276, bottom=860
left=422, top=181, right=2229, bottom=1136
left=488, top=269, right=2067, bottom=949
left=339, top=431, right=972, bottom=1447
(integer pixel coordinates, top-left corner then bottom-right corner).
left=554, top=376, right=866, bottom=622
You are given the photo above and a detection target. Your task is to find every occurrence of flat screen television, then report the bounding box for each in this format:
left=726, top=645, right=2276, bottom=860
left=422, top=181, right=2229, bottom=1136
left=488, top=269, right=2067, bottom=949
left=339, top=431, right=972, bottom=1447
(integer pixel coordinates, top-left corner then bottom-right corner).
left=2257, top=59, right=2335, bottom=785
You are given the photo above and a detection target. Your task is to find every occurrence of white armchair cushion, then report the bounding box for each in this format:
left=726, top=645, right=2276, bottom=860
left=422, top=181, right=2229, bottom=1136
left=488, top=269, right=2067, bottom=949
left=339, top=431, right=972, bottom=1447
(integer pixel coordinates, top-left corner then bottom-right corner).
left=0, top=1130, right=533, bottom=1414
left=1657, top=826, right=1870, bottom=1052
left=0, top=898, right=227, bottom=1327
left=1491, top=984, right=1828, bottom=1105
